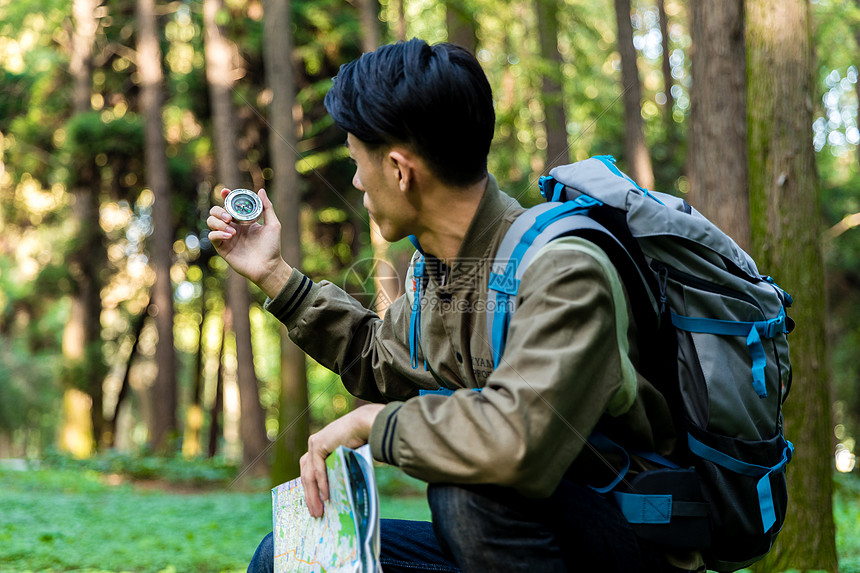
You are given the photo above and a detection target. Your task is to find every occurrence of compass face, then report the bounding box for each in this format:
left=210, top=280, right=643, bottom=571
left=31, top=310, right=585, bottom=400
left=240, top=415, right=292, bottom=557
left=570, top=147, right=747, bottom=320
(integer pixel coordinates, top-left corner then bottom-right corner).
left=225, top=189, right=263, bottom=224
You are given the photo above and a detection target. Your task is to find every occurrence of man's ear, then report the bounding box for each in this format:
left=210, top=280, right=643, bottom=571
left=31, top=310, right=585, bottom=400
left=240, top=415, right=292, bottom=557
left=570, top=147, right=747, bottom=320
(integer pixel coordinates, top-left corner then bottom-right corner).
left=388, top=148, right=417, bottom=193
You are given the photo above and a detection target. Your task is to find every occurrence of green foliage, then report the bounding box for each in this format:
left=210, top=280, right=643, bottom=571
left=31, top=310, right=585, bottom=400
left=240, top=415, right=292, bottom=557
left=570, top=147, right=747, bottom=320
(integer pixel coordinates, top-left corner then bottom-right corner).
left=0, top=464, right=430, bottom=572
left=41, top=450, right=242, bottom=488
left=374, top=463, right=427, bottom=498
left=2, top=466, right=859, bottom=572
left=834, top=473, right=860, bottom=573
left=59, top=111, right=144, bottom=189
left=0, top=336, right=60, bottom=437
left=0, top=466, right=270, bottom=573
left=811, top=0, right=860, bottom=449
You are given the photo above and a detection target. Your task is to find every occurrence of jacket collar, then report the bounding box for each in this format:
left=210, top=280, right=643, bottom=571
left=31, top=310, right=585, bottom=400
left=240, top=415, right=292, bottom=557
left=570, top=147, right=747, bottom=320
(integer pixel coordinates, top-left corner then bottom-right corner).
left=423, top=174, right=523, bottom=288
left=455, top=174, right=521, bottom=261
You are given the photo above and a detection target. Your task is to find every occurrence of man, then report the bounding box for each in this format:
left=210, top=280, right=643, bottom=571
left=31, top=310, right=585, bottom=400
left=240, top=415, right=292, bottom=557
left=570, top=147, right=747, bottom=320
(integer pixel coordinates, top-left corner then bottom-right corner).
left=208, top=39, right=696, bottom=572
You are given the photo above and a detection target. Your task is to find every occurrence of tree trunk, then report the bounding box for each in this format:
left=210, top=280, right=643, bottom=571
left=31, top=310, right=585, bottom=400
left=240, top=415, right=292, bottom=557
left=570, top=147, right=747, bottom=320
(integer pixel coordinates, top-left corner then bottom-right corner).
left=136, top=0, right=178, bottom=453
left=392, top=0, right=407, bottom=42
left=357, top=0, right=401, bottom=317
left=657, top=0, right=676, bottom=147
left=263, top=0, right=311, bottom=484
left=208, top=309, right=228, bottom=458
left=445, top=1, right=478, bottom=53
left=60, top=0, right=104, bottom=458
left=688, top=0, right=750, bottom=251
left=613, top=0, right=654, bottom=189
left=852, top=3, right=860, bottom=174
left=104, top=302, right=150, bottom=449
left=359, top=0, right=381, bottom=50
left=535, top=0, right=569, bottom=170
left=746, top=1, right=839, bottom=571
left=183, top=275, right=208, bottom=458
left=203, top=0, right=269, bottom=476
left=225, top=265, right=268, bottom=474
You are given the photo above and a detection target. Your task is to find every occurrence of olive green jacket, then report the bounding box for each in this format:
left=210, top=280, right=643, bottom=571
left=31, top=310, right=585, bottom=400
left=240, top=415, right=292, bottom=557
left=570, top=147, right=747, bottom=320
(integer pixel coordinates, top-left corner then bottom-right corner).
left=265, top=176, right=676, bottom=498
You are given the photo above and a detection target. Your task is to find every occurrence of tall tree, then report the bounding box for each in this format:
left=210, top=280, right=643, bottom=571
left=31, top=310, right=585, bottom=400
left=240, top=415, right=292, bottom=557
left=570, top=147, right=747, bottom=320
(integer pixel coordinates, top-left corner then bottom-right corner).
left=208, top=309, right=227, bottom=458
left=535, top=0, right=569, bottom=170
left=445, top=1, right=478, bottom=53
left=263, top=0, right=310, bottom=483
left=688, top=0, right=750, bottom=251
left=359, top=0, right=381, bottom=50
left=358, top=0, right=401, bottom=317
left=104, top=299, right=150, bottom=448
left=614, top=0, right=655, bottom=189
left=392, top=0, right=407, bottom=42
left=853, top=0, right=860, bottom=174
left=182, top=271, right=209, bottom=458
left=136, top=0, right=178, bottom=452
left=203, top=0, right=269, bottom=476
left=657, top=0, right=677, bottom=150
left=60, top=0, right=104, bottom=457
left=747, top=0, right=839, bottom=570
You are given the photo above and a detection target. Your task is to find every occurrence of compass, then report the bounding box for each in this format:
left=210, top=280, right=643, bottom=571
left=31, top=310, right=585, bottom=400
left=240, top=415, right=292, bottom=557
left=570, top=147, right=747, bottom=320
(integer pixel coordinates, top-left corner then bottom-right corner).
left=224, top=188, right=263, bottom=225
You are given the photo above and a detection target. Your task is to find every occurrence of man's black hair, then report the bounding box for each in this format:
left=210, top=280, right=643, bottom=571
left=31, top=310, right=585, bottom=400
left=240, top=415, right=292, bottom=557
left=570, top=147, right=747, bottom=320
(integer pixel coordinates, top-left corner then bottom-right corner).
left=324, top=39, right=495, bottom=187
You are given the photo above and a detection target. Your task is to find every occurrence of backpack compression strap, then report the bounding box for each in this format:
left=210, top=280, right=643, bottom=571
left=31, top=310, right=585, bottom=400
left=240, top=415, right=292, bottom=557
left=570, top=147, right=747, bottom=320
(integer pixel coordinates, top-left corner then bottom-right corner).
left=670, top=308, right=790, bottom=398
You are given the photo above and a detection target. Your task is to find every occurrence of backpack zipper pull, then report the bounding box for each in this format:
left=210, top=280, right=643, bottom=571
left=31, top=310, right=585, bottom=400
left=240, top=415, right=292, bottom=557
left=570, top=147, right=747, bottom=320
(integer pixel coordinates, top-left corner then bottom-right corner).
left=658, top=265, right=669, bottom=315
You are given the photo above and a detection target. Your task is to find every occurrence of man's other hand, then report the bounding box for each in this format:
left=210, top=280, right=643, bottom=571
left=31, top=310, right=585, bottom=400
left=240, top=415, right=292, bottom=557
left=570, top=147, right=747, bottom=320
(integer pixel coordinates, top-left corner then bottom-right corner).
left=300, top=404, right=385, bottom=518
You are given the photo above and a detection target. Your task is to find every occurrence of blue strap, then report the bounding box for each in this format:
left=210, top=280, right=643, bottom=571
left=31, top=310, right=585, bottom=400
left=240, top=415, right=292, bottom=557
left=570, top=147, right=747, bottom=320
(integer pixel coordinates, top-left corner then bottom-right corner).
left=408, top=235, right=424, bottom=255
left=593, top=155, right=665, bottom=206
left=488, top=265, right=519, bottom=296
left=419, top=387, right=483, bottom=397
left=747, top=326, right=767, bottom=396
left=491, top=292, right=510, bottom=368
left=763, top=276, right=794, bottom=306
left=630, top=449, right=680, bottom=469
left=419, top=387, right=455, bottom=396
left=493, top=198, right=604, bottom=294
left=689, top=434, right=794, bottom=533
left=670, top=307, right=789, bottom=398
left=587, top=432, right=631, bottom=494
left=409, top=257, right=428, bottom=370
left=507, top=201, right=590, bottom=263
left=613, top=492, right=673, bottom=524
left=488, top=198, right=603, bottom=365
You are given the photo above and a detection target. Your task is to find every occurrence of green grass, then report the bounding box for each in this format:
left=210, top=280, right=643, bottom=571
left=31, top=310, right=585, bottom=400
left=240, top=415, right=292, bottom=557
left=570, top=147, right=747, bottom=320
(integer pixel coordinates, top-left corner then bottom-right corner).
left=834, top=473, right=860, bottom=573
left=2, top=464, right=858, bottom=573
left=0, top=464, right=430, bottom=573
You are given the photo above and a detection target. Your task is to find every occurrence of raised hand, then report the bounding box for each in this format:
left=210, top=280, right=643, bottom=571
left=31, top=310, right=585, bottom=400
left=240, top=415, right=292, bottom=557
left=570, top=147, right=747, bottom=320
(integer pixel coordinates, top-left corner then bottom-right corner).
left=207, top=188, right=293, bottom=298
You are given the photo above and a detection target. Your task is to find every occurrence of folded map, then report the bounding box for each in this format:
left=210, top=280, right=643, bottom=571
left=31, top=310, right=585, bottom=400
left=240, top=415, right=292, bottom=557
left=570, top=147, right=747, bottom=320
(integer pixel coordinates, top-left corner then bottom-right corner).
left=272, top=445, right=380, bottom=573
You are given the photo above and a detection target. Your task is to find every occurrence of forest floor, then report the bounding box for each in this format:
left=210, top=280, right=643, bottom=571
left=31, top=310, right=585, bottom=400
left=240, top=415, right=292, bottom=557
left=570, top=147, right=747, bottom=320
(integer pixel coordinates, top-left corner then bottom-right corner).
left=0, top=462, right=430, bottom=573
left=0, top=463, right=858, bottom=573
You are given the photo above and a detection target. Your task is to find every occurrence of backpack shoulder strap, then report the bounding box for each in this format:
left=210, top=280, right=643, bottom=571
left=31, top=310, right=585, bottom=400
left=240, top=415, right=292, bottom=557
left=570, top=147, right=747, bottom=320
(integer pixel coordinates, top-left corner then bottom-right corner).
left=486, top=198, right=649, bottom=368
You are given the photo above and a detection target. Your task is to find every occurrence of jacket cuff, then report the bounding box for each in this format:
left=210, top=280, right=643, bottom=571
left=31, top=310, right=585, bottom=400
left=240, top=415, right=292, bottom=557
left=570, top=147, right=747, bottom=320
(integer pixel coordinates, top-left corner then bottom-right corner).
left=263, top=270, right=319, bottom=329
left=369, top=401, right=404, bottom=466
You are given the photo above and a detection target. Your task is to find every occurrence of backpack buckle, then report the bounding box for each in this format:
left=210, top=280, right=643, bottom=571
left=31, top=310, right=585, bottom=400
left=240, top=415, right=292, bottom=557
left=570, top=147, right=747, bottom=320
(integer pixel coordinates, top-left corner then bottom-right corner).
left=761, top=310, right=787, bottom=339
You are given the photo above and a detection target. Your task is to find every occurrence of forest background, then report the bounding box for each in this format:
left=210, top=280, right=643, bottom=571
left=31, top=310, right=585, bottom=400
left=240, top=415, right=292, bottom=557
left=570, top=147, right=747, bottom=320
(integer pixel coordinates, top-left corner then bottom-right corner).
left=1, top=0, right=859, bottom=571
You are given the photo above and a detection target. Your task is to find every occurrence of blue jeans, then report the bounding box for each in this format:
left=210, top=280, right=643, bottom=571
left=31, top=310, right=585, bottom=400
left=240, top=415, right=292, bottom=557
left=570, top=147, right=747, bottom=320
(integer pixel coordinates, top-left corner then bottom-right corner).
left=247, top=481, right=670, bottom=572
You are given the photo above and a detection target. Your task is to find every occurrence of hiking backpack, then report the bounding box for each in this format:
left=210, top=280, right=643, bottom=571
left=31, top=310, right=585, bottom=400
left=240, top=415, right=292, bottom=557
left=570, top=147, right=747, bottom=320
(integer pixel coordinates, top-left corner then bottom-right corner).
left=483, top=156, right=794, bottom=572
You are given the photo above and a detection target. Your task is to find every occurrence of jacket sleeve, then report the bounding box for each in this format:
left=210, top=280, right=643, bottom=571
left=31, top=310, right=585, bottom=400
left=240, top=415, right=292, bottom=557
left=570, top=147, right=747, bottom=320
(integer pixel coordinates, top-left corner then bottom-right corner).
left=368, top=238, right=640, bottom=498
left=264, top=267, right=438, bottom=403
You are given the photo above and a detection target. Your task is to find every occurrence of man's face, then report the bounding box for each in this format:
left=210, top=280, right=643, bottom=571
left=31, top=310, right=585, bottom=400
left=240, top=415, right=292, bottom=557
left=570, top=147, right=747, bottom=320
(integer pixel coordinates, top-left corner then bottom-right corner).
left=347, top=133, right=413, bottom=242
